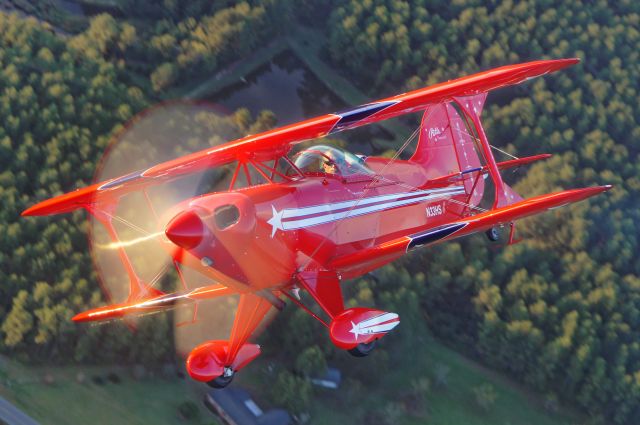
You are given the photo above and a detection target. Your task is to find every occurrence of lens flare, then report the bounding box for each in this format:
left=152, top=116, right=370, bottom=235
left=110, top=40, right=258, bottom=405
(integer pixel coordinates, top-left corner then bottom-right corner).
left=94, top=231, right=165, bottom=250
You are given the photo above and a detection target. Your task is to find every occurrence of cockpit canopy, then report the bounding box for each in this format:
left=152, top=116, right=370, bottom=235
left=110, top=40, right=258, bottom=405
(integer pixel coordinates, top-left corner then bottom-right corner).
left=292, top=145, right=373, bottom=177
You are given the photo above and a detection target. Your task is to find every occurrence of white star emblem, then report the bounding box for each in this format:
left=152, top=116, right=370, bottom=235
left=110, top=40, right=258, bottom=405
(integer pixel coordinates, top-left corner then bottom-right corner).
left=267, top=205, right=284, bottom=238
left=349, top=321, right=361, bottom=339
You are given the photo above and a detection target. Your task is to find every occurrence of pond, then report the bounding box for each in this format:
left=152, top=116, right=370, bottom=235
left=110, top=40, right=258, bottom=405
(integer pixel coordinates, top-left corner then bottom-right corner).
left=53, top=0, right=123, bottom=17
left=53, top=0, right=84, bottom=15
left=207, top=52, right=394, bottom=155
left=208, top=52, right=344, bottom=125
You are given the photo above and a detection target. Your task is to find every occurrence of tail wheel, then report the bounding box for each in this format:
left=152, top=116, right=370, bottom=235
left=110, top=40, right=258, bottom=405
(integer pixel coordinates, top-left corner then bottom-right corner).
left=207, top=367, right=235, bottom=389
left=485, top=227, right=500, bottom=242
left=348, top=341, right=376, bottom=357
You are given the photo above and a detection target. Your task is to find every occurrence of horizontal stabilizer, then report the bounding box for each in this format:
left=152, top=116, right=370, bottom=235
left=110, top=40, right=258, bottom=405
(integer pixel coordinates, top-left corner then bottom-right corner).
left=427, top=154, right=552, bottom=186
left=438, top=184, right=612, bottom=245
left=495, top=154, right=552, bottom=170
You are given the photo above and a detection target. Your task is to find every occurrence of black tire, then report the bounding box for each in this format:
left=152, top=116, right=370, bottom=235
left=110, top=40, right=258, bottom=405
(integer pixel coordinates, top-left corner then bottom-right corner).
left=485, top=227, right=500, bottom=242
left=348, top=341, right=376, bottom=357
left=207, top=371, right=234, bottom=389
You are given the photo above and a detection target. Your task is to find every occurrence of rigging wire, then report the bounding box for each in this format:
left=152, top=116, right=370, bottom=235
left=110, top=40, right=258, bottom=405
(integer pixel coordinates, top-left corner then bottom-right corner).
left=455, top=125, right=519, bottom=160
left=490, top=144, right=519, bottom=160
left=97, top=210, right=155, bottom=238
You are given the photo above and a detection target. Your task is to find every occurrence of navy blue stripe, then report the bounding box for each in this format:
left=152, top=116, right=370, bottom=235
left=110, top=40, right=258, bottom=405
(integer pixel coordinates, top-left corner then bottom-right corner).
left=407, top=222, right=467, bottom=251
left=461, top=167, right=482, bottom=175
left=331, top=101, right=398, bottom=133
left=99, top=170, right=144, bottom=190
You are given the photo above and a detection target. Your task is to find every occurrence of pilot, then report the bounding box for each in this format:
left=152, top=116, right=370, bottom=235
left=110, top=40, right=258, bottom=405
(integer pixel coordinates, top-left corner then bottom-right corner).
left=322, top=156, right=337, bottom=174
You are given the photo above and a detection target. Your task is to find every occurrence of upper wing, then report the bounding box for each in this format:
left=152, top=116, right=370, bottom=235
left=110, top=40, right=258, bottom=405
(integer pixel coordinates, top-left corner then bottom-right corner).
left=23, top=58, right=578, bottom=217
left=143, top=58, right=577, bottom=178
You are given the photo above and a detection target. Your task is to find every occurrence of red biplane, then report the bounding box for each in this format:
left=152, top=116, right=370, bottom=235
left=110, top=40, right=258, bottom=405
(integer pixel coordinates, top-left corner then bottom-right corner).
left=23, top=58, right=610, bottom=388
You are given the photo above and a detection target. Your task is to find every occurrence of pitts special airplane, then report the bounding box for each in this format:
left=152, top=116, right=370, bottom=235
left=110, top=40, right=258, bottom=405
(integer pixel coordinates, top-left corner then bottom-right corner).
left=23, top=58, right=610, bottom=388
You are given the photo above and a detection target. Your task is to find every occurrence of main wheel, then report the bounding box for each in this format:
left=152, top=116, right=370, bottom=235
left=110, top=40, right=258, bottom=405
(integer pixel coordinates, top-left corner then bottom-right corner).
left=348, top=341, right=376, bottom=357
left=485, top=227, right=500, bottom=242
left=207, top=368, right=234, bottom=389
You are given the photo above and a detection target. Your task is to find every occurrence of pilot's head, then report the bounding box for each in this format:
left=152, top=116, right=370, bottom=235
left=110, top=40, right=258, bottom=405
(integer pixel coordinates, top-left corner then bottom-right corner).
left=322, top=157, right=337, bottom=174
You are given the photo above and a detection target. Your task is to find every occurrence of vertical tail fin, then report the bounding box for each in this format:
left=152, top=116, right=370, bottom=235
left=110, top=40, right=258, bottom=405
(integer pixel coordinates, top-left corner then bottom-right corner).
left=411, top=93, right=488, bottom=208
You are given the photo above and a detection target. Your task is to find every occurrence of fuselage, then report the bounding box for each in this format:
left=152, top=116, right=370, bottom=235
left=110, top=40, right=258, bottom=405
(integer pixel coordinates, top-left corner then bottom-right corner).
left=165, top=155, right=470, bottom=291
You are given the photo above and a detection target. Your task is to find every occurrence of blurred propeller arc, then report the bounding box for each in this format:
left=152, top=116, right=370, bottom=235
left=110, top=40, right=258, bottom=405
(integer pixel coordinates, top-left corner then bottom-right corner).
left=87, top=100, right=273, bottom=358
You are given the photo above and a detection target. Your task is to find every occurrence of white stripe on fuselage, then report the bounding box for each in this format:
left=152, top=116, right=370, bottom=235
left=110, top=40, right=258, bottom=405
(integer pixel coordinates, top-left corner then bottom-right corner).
left=283, top=186, right=459, bottom=218
left=267, top=186, right=465, bottom=237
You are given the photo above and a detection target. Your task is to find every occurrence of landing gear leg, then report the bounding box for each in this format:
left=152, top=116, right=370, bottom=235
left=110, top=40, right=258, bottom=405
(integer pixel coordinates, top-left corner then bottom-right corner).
left=207, top=367, right=235, bottom=389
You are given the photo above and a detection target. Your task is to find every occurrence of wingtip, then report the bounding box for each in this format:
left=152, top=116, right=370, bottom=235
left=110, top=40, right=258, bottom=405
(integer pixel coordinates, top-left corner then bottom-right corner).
left=72, top=311, right=90, bottom=322
left=21, top=205, right=38, bottom=217
left=586, top=184, right=613, bottom=197
left=554, top=57, right=580, bottom=69
left=21, top=199, right=56, bottom=217
left=72, top=306, right=123, bottom=323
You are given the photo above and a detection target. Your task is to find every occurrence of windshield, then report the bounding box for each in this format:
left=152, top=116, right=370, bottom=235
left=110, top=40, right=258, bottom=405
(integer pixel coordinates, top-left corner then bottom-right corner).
left=292, top=145, right=373, bottom=177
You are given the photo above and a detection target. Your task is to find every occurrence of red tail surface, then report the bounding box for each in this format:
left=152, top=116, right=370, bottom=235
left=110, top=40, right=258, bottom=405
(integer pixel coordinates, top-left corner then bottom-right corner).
left=412, top=94, right=487, bottom=207
left=411, top=93, right=523, bottom=209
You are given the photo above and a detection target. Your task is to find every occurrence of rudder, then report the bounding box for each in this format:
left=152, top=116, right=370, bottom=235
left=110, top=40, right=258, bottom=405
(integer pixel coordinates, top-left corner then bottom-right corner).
left=410, top=93, right=488, bottom=208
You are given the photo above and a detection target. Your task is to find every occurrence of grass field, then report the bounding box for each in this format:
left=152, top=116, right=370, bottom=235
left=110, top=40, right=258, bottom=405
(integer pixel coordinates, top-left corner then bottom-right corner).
left=303, top=330, right=584, bottom=425
left=235, top=322, right=584, bottom=425
left=0, top=324, right=586, bottom=425
left=0, top=357, right=219, bottom=425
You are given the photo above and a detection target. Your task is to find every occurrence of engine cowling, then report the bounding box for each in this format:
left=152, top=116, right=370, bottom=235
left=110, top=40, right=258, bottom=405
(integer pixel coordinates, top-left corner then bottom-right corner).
left=329, top=308, right=400, bottom=350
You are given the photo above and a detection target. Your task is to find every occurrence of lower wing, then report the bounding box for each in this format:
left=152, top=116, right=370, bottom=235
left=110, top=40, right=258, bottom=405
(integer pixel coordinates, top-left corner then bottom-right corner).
left=329, top=185, right=611, bottom=275
left=72, top=283, right=235, bottom=323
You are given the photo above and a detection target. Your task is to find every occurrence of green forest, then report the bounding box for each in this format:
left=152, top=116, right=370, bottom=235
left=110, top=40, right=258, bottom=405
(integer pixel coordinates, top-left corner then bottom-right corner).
left=1, top=0, right=639, bottom=424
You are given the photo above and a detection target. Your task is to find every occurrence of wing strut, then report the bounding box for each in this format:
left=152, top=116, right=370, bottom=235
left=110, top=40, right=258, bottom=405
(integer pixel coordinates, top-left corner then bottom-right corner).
left=226, top=293, right=273, bottom=365
left=296, top=270, right=344, bottom=318
left=453, top=95, right=519, bottom=209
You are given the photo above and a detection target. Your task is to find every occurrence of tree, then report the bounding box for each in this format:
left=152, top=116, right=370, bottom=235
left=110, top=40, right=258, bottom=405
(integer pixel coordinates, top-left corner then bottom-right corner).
left=150, top=62, right=177, bottom=92
left=473, top=382, right=498, bottom=412
left=295, top=345, right=327, bottom=376
left=177, top=401, right=200, bottom=421
left=2, top=291, right=34, bottom=347
left=272, top=370, right=312, bottom=413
